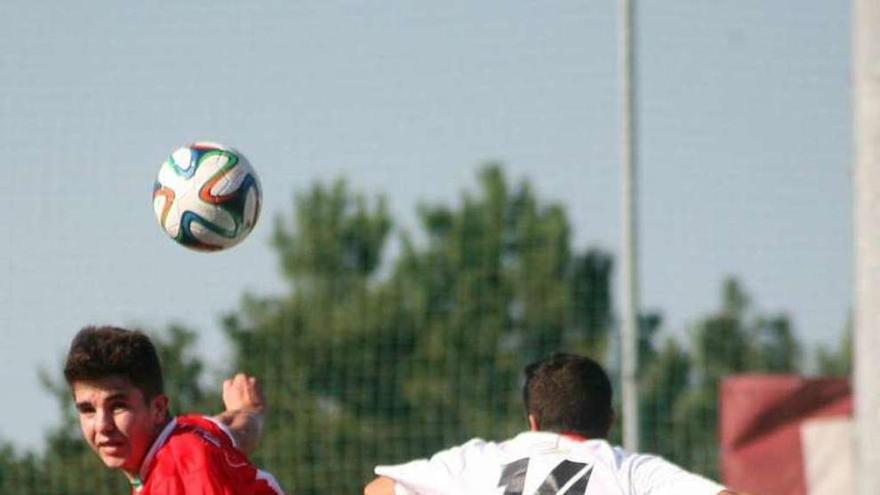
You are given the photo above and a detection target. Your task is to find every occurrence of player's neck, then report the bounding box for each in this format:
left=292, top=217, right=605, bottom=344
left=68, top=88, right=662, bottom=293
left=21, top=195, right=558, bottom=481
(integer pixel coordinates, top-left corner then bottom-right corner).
left=122, top=415, right=173, bottom=484
left=560, top=432, right=590, bottom=442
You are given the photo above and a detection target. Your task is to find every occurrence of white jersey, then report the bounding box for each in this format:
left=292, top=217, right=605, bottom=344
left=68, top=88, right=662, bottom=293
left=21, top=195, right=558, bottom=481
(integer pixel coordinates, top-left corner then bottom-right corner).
left=375, top=432, right=726, bottom=495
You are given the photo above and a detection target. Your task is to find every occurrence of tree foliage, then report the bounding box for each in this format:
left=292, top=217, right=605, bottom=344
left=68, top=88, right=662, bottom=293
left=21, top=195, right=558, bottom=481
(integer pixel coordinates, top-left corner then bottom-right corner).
left=0, top=165, right=851, bottom=494
left=639, top=277, right=802, bottom=478
left=816, top=317, right=852, bottom=376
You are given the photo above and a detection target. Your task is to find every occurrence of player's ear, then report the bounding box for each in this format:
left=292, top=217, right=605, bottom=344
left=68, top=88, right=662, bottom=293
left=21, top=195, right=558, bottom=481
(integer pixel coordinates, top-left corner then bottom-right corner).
left=150, top=394, right=169, bottom=423
left=528, top=414, right=540, bottom=431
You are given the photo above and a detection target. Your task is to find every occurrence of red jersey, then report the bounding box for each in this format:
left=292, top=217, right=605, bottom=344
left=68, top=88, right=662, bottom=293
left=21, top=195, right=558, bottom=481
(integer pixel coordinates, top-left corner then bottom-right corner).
left=133, top=415, right=284, bottom=495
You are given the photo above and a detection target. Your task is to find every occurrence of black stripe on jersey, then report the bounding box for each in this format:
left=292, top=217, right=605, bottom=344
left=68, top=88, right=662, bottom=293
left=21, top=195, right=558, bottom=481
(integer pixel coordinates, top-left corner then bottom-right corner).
left=535, top=461, right=589, bottom=494
left=562, top=466, right=592, bottom=494
left=498, top=458, right=530, bottom=495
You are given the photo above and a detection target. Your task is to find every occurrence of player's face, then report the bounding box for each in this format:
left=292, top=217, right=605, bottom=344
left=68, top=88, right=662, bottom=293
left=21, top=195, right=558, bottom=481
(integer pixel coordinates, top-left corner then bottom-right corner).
left=72, top=376, right=168, bottom=475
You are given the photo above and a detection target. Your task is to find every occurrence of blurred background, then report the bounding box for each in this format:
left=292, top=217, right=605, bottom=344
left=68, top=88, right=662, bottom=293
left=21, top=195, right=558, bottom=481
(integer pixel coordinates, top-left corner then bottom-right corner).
left=0, top=1, right=851, bottom=494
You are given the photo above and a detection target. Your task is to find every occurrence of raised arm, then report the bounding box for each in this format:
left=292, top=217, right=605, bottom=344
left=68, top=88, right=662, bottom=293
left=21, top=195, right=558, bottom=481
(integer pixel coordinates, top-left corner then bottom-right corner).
left=213, top=373, right=266, bottom=455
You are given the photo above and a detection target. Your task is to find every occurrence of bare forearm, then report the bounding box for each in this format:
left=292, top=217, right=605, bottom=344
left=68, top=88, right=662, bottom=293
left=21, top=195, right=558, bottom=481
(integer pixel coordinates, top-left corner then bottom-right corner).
left=215, top=373, right=267, bottom=455
left=214, top=408, right=264, bottom=454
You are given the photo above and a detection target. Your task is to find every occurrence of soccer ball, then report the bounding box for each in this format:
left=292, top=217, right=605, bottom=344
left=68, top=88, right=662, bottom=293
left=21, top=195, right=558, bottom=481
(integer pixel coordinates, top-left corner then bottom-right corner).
left=153, top=142, right=261, bottom=251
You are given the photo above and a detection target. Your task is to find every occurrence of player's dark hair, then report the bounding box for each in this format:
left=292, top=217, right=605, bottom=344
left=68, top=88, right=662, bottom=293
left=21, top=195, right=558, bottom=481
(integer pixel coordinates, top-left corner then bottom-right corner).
left=64, top=325, right=164, bottom=401
left=523, top=353, right=613, bottom=438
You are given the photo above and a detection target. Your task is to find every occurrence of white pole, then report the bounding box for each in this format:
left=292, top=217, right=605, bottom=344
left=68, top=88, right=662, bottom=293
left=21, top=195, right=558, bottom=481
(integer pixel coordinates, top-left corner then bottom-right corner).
left=853, top=0, right=880, bottom=493
left=620, top=0, right=640, bottom=452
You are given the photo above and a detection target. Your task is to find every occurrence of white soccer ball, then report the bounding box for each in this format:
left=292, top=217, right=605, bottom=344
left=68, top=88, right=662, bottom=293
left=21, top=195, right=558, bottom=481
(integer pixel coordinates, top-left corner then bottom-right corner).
left=153, top=142, right=261, bottom=251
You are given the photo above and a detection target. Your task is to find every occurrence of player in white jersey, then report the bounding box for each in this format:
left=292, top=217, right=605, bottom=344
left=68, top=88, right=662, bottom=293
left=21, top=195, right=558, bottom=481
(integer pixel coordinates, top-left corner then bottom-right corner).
left=365, top=353, right=754, bottom=495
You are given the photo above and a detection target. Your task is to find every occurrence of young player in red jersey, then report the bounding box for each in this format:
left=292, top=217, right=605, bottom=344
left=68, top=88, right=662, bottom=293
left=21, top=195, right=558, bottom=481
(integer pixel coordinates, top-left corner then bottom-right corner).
left=364, top=353, right=755, bottom=495
left=64, top=325, right=284, bottom=494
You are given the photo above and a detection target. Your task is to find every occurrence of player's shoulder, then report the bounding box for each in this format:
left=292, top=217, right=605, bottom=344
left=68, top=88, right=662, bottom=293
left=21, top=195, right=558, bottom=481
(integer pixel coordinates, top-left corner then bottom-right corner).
left=144, top=416, right=284, bottom=494
left=612, top=445, right=667, bottom=468
left=613, top=447, right=726, bottom=493
left=144, top=418, right=220, bottom=484
left=176, top=414, right=232, bottom=436
left=424, top=437, right=496, bottom=463
left=174, top=414, right=237, bottom=446
left=159, top=415, right=237, bottom=460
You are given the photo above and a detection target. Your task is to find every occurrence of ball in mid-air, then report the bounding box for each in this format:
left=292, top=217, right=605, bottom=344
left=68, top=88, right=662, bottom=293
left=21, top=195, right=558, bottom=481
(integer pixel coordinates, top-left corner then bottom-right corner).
left=153, top=142, right=261, bottom=251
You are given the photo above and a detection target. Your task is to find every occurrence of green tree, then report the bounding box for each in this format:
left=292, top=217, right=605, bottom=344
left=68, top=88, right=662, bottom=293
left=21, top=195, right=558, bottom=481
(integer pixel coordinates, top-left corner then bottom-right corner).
left=639, top=277, right=802, bottom=479
left=0, top=443, right=36, bottom=495
left=639, top=335, right=691, bottom=459
left=816, top=317, right=852, bottom=376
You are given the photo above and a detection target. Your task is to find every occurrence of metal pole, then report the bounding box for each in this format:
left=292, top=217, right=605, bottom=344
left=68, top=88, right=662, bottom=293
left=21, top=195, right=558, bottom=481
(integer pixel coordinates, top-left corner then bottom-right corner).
left=853, top=0, right=880, bottom=493
left=620, top=0, right=640, bottom=452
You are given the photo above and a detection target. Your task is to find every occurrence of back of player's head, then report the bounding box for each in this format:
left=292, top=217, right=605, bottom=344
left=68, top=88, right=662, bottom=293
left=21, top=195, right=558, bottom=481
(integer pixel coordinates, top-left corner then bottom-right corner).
left=523, top=353, right=613, bottom=438
left=64, top=325, right=165, bottom=401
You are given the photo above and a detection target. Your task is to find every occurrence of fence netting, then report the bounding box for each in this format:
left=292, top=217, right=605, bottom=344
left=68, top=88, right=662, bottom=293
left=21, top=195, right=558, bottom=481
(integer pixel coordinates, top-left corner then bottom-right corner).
left=0, top=166, right=847, bottom=494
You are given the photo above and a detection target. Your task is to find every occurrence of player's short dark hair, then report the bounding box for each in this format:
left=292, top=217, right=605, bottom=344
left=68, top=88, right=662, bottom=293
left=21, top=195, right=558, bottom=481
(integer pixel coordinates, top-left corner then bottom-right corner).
left=523, top=353, right=613, bottom=438
left=64, top=325, right=164, bottom=401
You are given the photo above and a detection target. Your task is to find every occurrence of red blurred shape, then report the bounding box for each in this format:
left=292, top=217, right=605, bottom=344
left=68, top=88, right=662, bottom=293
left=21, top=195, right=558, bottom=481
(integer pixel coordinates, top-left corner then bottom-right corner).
left=720, top=375, right=851, bottom=495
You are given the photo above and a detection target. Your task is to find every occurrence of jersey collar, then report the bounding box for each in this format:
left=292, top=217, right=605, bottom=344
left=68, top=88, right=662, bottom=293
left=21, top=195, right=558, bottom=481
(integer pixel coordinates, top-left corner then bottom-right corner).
left=137, top=417, right=178, bottom=483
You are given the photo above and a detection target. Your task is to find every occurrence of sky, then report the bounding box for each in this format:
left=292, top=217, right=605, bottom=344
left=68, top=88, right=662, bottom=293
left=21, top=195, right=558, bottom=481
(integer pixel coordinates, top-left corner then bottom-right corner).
left=0, top=1, right=851, bottom=451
